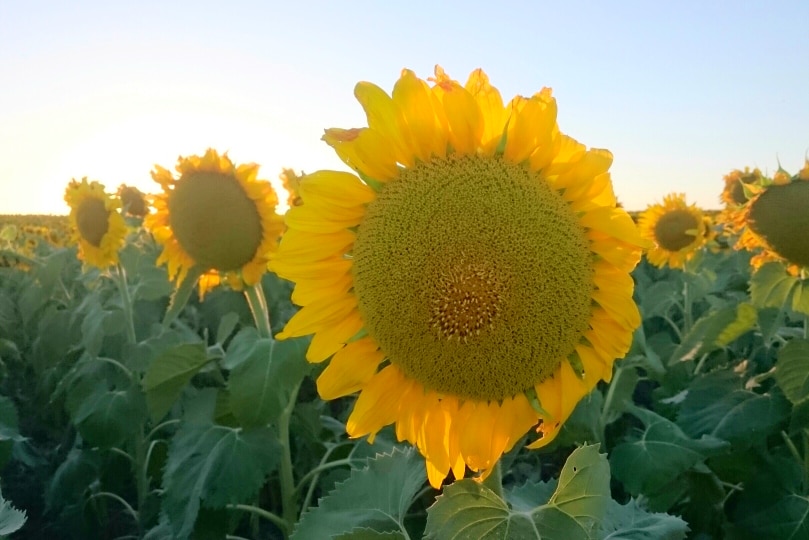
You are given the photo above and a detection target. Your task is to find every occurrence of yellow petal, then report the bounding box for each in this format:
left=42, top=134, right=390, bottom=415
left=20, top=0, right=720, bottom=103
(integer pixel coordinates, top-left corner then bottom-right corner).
left=316, top=337, right=384, bottom=398
left=299, top=170, right=376, bottom=207
left=504, top=91, right=557, bottom=165
left=431, top=68, right=483, bottom=155
left=322, top=128, right=400, bottom=182
left=464, top=68, right=507, bottom=153
left=392, top=69, right=447, bottom=161
left=276, top=293, right=357, bottom=339
left=284, top=203, right=364, bottom=234
left=354, top=81, right=414, bottom=167
left=307, top=309, right=365, bottom=362
left=347, top=365, right=410, bottom=440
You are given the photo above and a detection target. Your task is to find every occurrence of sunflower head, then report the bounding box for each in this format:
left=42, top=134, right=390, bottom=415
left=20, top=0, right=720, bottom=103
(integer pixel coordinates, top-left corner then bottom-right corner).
left=270, top=66, right=645, bottom=487
left=638, top=193, right=707, bottom=269
left=737, top=166, right=809, bottom=274
left=117, top=184, right=150, bottom=217
left=64, top=177, right=128, bottom=268
left=279, top=168, right=304, bottom=208
left=144, top=149, right=285, bottom=298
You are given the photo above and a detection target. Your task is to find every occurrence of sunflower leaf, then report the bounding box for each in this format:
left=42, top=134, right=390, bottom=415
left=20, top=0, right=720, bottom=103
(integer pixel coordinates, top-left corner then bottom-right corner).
left=750, top=262, right=798, bottom=311
left=227, top=332, right=310, bottom=427
left=670, top=303, right=757, bottom=364
left=333, top=528, right=407, bottom=540
left=142, top=342, right=210, bottom=422
left=677, top=370, right=790, bottom=447
left=598, top=498, right=689, bottom=540
left=162, top=421, right=280, bottom=539
left=775, top=339, right=809, bottom=404
left=425, top=443, right=610, bottom=540
left=291, top=447, right=426, bottom=540
left=610, top=407, right=729, bottom=496
left=0, top=485, right=26, bottom=535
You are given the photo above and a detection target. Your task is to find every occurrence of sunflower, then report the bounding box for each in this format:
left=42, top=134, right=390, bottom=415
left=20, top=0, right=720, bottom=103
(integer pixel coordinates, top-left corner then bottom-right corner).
left=64, top=177, right=128, bottom=268
left=736, top=165, right=809, bottom=275
left=716, top=167, right=764, bottom=239
left=117, top=184, right=150, bottom=217
left=144, top=149, right=285, bottom=298
left=638, top=193, right=707, bottom=269
left=270, top=67, right=644, bottom=488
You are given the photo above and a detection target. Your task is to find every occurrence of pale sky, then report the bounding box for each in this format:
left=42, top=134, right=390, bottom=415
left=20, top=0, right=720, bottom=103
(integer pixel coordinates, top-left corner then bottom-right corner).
left=1, top=0, right=807, bottom=215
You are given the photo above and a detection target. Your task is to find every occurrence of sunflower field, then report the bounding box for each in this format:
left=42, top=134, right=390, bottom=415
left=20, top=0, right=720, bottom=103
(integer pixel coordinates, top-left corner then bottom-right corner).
left=1, top=67, right=809, bottom=540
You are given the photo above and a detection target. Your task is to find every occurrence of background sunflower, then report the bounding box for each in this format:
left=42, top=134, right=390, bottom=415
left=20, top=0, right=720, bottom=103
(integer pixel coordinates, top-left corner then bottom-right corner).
left=64, top=177, right=127, bottom=268
left=639, top=193, right=707, bottom=269
left=144, top=148, right=285, bottom=298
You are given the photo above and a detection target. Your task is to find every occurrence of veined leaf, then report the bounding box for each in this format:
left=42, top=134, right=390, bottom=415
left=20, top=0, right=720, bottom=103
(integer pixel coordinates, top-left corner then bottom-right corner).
left=610, top=408, right=728, bottom=496
left=671, top=304, right=757, bottom=363
left=0, top=485, right=26, bottom=535
left=425, top=444, right=610, bottom=540
left=333, top=529, right=407, bottom=540
left=599, top=498, right=688, bottom=540
left=775, top=339, right=809, bottom=404
left=749, top=262, right=799, bottom=312
left=292, top=447, right=426, bottom=540
left=227, top=333, right=309, bottom=427
left=677, top=370, right=790, bottom=447
left=162, top=422, right=281, bottom=539
left=142, top=342, right=209, bottom=422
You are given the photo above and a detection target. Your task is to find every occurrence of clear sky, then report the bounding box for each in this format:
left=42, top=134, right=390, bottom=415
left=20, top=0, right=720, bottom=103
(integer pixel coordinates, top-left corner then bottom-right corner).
left=1, top=0, right=807, bottom=215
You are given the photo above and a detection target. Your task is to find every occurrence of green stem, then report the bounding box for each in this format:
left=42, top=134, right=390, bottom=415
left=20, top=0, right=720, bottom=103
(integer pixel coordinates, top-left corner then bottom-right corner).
left=133, top=428, right=149, bottom=517
left=244, top=281, right=272, bottom=338
left=599, top=365, right=625, bottom=445
left=781, top=431, right=806, bottom=477
left=146, top=418, right=181, bottom=440
left=115, top=264, right=137, bottom=344
left=162, top=265, right=204, bottom=329
left=295, top=457, right=353, bottom=496
left=278, top=382, right=302, bottom=537
left=481, top=460, right=504, bottom=500
left=682, top=280, right=693, bottom=335
left=88, top=491, right=139, bottom=531
left=95, top=356, right=134, bottom=380
left=227, top=504, right=288, bottom=534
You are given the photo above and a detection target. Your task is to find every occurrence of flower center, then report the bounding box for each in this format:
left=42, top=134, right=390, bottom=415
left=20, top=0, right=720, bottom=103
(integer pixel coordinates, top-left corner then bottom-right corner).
left=352, top=154, right=595, bottom=401
left=168, top=171, right=263, bottom=272
left=748, top=181, right=809, bottom=268
left=654, top=210, right=699, bottom=251
left=76, top=197, right=110, bottom=247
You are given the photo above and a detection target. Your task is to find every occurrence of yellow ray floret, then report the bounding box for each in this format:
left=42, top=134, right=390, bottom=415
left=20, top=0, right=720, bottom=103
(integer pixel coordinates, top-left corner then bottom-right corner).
left=270, top=66, right=645, bottom=488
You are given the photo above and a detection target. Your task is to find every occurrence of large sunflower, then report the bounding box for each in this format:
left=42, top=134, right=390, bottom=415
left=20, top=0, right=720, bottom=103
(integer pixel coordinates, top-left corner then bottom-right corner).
left=270, top=67, right=645, bottom=488
left=638, top=193, right=707, bottom=269
left=736, top=163, right=809, bottom=274
left=145, top=149, right=285, bottom=297
left=64, top=177, right=127, bottom=268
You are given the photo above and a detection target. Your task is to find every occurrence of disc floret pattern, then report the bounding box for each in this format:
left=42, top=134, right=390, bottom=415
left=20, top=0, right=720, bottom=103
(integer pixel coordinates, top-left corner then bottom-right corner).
left=639, top=193, right=706, bottom=269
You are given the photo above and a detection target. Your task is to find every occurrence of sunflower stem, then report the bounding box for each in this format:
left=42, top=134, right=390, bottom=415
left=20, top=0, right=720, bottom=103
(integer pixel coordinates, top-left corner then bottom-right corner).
left=481, top=459, right=504, bottom=500
left=278, top=381, right=301, bottom=537
left=682, top=280, right=693, bottom=335
left=226, top=504, right=288, bottom=534
left=244, top=282, right=272, bottom=338
left=114, top=264, right=137, bottom=344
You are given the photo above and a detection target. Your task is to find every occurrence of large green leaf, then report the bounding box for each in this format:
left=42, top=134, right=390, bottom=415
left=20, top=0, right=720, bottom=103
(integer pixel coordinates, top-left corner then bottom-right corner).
left=670, top=304, right=757, bottom=363
left=749, top=262, right=801, bottom=311
left=677, top=370, right=790, bottom=446
left=0, top=485, right=26, bottom=536
left=333, top=529, right=407, bottom=540
left=142, top=342, right=209, bottom=422
left=0, top=395, right=23, bottom=468
left=292, top=447, right=426, bottom=540
left=610, top=408, right=728, bottom=496
left=227, top=333, right=309, bottom=427
left=425, top=444, right=610, bottom=540
left=162, top=422, right=281, bottom=539
left=775, top=339, right=809, bottom=404
left=598, top=498, right=688, bottom=540
left=71, top=386, right=145, bottom=448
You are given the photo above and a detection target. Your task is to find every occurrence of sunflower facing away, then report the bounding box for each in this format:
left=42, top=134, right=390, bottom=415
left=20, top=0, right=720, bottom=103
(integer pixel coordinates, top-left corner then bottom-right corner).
left=638, top=193, right=707, bottom=269
left=736, top=161, right=809, bottom=274
left=270, top=67, right=645, bottom=487
left=145, top=149, right=285, bottom=297
left=64, top=177, right=128, bottom=268
left=716, top=166, right=764, bottom=239
left=117, top=184, right=150, bottom=217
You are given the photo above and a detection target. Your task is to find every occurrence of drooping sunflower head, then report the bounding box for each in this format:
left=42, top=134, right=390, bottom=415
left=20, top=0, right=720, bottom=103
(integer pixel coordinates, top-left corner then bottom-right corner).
left=64, top=177, right=128, bottom=268
left=638, top=193, right=707, bottom=269
left=279, top=168, right=304, bottom=208
left=736, top=166, right=809, bottom=274
left=270, top=66, right=645, bottom=487
left=144, top=149, right=285, bottom=297
left=117, top=184, right=150, bottom=217
left=716, top=166, right=765, bottom=239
